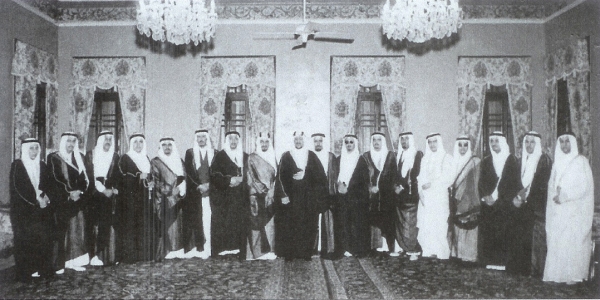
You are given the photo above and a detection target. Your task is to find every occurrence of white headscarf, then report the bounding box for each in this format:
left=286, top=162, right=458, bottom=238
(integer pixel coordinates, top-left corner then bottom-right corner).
left=397, top=132, right=417, bottom=177
left=193, top=130, right=214, bottom=169
left=59, top=132, right=87, bottom=176
left=21, top=139, right=41, bottom=197
left=126, top=133, right=151, bottom=173
left=157, top=138, right=184, bottom=176
left=370, top=132, right=389, bottom=171
left=311, top=133, right=330, bottom=172
left=338, top=135, right=360, bottom=185
left=290, top=131, right=309, bottom=171
left=520, top=131, right=543, bottom=189
left=452, top=136, right=473, bottom=180
left=224, top=131, right=244, bottom=168
left=255, top=132, right=277, bottom=171
left=422, top=133, right=447, bottom=181
left=490, top=132, right=510, bottom=178
left=93, top=132, right=115, bottom=179
left=553, top=133, right=579, bottom=181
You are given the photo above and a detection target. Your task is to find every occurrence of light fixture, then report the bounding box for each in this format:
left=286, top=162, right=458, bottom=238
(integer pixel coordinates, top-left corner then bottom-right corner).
left=381, top=0, right=463, bottom=43
left=137, top=0, right=218, bottom=46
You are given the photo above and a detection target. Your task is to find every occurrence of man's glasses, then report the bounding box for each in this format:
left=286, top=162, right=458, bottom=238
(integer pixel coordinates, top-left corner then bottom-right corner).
left=344, top=140, right=354, bottom=144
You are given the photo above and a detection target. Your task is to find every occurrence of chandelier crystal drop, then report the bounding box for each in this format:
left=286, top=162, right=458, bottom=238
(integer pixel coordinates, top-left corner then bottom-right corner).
left=137, top=0, right=218, bottom=46
left=381, top=0, right=463, bottom=43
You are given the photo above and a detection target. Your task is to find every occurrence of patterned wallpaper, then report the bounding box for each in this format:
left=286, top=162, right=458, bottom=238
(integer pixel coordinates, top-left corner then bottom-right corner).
left=20, top=0, right=569, bottom=23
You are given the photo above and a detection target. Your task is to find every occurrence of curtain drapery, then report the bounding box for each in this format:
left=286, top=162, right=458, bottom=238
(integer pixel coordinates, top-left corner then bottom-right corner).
left=11, top=40, right=58, bottom=158
left=71, top=58, right=147, bottom=151
left=544, top=38, right=591, bottom=158
left=331, top=56, right=406, bottom=156
left=199, top=57, right=276, bottom=153
left=457, top=57, right=532, bottom=156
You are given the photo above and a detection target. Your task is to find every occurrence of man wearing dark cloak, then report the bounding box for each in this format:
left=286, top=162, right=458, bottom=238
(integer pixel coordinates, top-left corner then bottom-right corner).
left=335, top=134, right=370, bottom=257
left=275, top=131, right=328, bottom=260
left=394, top=132, right=423, bottom=260
left=183, top=129, right=215, bottom=259
left=362, top=132, right=397, bottom=254
left=47, top=132, right=90, bottom=273
left=118, top=133, right=154, bottom=263
left=10, top=138, right=53, bottom=281
left=84, top=131, right=120, bottom=266
left=508, top=131, right=552, bottom=276
left=311, top=133, right=339, bottom=259
left=478, top=131, right=521, bottom=270
left=210, top=131, right=249, bottom=258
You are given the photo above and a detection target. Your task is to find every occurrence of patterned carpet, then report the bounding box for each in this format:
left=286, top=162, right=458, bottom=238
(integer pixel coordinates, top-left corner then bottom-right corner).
left=0, top=254, right=598, bottom=299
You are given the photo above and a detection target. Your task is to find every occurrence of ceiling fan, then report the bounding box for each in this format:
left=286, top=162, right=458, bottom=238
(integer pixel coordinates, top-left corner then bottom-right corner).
left=252, top=0, right=355, bottom=49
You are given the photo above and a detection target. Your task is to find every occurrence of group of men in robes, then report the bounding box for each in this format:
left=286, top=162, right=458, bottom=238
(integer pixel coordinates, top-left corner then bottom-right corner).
left=9, top=126, right=594, bottom=284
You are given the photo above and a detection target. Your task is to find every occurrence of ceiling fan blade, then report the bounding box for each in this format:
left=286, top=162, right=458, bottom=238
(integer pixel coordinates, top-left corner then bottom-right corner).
left=252, top=33, right=297, bottom=40
left=313, top=32, right=355, bottom=43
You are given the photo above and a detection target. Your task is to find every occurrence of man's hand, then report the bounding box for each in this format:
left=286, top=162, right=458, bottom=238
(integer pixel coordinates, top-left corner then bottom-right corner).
left=553, top=186, right=561, bottom=204
left=69, top=190, right=82, bottom=201
left=293, top=170, right=305, bottom=180
left=395, top=185, right=404, bottom=195
left=112, top=188, right=119, bottom=196
left=281, top=197, right=290, bottom=205
left=229, top=176, right=242, bottom=187
left=198, top=183, right=210, bottom=193
left=38, top=195, right=49, bottom=209
left=481, top=195, right=495, bottom=206
left=140, top=172, right=148, bottom=180
left=103, top=189, right=114, bottom=198
left=422, top=182, right=431, bottom=190
left=337, top=182, right=348, bottom=195
left=147, top=181, right=155, bottom=189
left=512, top=195, right=524, bottom=208
left=369, top=186, right=379, bottom=194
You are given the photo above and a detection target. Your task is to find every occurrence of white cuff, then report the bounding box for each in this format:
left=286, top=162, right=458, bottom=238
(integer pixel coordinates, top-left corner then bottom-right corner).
left=95, top=181, right=106, bottom=193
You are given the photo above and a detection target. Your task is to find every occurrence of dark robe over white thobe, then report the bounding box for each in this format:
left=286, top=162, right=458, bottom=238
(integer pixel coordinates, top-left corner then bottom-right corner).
left=183, top=148, right=213, bottom=252
left=275, top=151, right=328, bottom=259
left=210, top=150, right=249, bottom=256
left=335, top=155, right=371, bottom=256
left=478, top=154, right=521, bottom=267
left=84, top=151, right=121, bottom=265
left=363, top=151, right=397, bottom=251
left=47, top=151, right=89, bottom=270
left=246, top=153, right=277, bottom=259
left=151, top=157, right=186, bottom=260
left=394, top=151, right=423, bottom=253
left=508, top=153, right=552, bottom=276
left=10, top=160, right=54, bottom=281
left=119, top=154, right=155, bottom=263
left=314, top=152, right=340, bottom=259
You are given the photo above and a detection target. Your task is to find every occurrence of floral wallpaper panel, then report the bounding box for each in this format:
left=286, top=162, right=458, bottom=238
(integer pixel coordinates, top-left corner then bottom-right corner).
left=13, top=76, right=38, bottom=158
left=458, top=57, right=532, bottom=156
left=11, top=40, right=58, bottom=158
left=200, top=56, right=276, bottom=152
left=71, top=57, right=147, bottom=150
left=330, top=56, right=406, bottom=156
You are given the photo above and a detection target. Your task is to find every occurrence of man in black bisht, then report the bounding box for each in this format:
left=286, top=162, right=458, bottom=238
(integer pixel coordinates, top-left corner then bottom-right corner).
left=84, top=131, right=121, bottom=266
left=478, top=131, right=521, bottom=271
left=275, top=131, right=328, bottom=260
left=210, top=131, right=248, bottom=258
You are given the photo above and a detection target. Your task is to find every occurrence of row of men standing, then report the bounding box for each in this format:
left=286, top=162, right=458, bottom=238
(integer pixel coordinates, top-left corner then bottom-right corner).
left=10, top=127, right=594, bottom=285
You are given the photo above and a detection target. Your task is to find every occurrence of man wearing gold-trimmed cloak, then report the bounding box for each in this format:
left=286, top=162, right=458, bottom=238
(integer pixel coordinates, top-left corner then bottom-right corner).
left=246, top=132, right=278, bottom=260
left=47, top=132, right=90, bottom=273
left=151, top=137, right=187, bottom=260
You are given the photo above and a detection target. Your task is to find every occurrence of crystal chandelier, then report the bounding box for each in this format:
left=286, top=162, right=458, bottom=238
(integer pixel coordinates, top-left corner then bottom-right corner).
left=381, top=0, right=463, bottom=43
left=137, top=0, right=218, bottom=46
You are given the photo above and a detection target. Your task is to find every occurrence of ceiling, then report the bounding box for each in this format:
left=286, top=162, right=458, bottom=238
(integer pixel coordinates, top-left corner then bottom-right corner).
left=19, top=0, right=576, bottom=23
